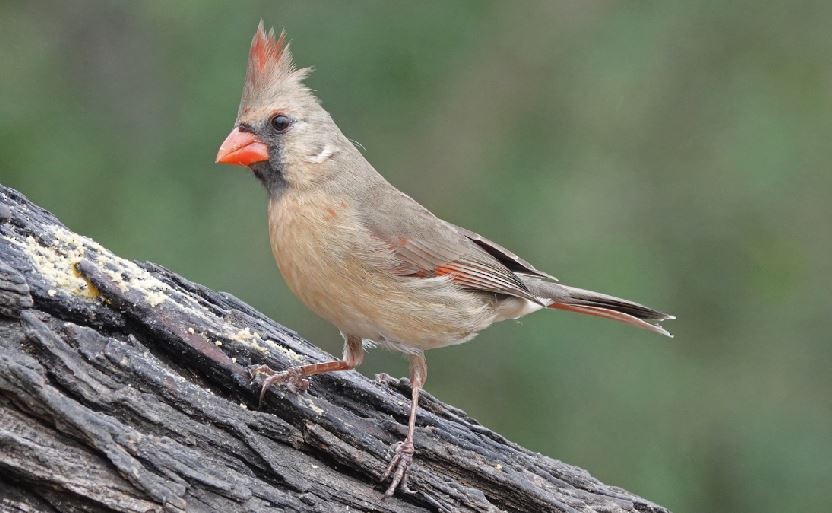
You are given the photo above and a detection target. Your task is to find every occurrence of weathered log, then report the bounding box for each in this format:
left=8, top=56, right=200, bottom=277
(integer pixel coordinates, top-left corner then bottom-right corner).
left=0, top=184, right=669, bottom=513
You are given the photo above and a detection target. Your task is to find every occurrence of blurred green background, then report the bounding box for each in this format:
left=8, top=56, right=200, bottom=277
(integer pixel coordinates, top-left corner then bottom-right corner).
left=2, top=1, right=830, bottom=511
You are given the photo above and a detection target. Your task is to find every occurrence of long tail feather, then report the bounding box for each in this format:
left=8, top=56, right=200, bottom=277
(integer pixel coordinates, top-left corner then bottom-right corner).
left=520, top=277, right=674, bottom=337
left=548, top=302, right=674, bottom=337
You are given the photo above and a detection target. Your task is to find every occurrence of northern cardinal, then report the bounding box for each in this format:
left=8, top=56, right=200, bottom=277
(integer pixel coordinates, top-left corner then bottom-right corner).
left=216, top=23, right=673, bottom=496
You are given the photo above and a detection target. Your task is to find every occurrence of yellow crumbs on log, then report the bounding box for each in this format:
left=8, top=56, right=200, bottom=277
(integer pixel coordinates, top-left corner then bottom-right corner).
left=14, top=232, right=100, bottom=299
left=7, top=224, right=171, bottom=306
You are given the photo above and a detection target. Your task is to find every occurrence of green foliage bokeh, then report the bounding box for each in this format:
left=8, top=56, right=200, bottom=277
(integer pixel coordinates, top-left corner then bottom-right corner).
left=2, top=2, right=830, bottom=512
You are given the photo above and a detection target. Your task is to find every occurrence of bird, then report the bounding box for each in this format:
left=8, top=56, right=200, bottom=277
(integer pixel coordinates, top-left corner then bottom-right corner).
left=215, top=22, right=673, bottom=496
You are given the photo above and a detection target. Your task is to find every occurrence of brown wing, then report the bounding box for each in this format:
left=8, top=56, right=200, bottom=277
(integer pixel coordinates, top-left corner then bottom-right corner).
left=450, top=224, right=558, bottom=282
left=362, top=187, right=541, bottom=303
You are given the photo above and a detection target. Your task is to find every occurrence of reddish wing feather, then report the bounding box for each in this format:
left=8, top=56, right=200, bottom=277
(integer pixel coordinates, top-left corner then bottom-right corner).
left=362, top=187, right=541, bottom=302
left=435, top=260, right=537, bottom=300
left=375, top=232, right=540, bottom=302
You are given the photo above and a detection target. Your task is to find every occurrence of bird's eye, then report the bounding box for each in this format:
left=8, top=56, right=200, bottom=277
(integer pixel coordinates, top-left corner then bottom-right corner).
left=270, top=114, right=292, bottom=133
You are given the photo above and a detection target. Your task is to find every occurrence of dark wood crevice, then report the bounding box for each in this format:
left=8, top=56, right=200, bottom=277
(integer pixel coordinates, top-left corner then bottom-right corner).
left=0, top=184, right=670, bottom=513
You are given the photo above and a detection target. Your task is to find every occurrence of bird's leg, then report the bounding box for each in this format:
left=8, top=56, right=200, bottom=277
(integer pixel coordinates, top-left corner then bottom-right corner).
left=254, top=334, right=364, bottom=404
left=382, top=351, right=426, bottom=496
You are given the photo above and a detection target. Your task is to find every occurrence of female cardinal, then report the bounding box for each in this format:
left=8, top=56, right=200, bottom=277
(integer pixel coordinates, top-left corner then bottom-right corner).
left=216, top=22, right=673, bottom=496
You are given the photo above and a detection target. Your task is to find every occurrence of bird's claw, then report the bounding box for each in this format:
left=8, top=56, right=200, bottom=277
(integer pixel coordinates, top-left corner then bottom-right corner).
left=374, top=372, right=395, bottom=385
left=248, top=364, right=275, bottom=383
left=250, top=365, right=310, bottom=406
left=382, top=440, right=415, bottom=496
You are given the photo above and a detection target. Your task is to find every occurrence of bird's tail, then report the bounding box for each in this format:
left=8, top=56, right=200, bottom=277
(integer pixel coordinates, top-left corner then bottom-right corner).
left=522, top=278, right=674, bottom=337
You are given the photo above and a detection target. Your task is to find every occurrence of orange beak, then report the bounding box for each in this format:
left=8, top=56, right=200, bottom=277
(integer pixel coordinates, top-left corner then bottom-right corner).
left=215, top=127, right=269, bottom=167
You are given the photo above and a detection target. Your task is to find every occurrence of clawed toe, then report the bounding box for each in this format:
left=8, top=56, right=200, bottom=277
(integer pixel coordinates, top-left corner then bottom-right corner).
left=375, top=372, right=395, bottom=385
left=254, top=366, right=310, bottom=405
left=382, top=440, right=415, bottom=496
left=286, top=374, right=310, bottom=393
left=248, top=364, right=275, bottom=384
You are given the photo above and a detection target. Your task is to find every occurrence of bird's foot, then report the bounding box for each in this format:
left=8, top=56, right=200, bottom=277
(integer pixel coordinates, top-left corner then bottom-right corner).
left=374, top=372, right=396, bottom=385
left=381, top=439, right=416, bottom=496
left=249, top=364, right=310, bottom=405
left=248, top=364, right=276, bottom=380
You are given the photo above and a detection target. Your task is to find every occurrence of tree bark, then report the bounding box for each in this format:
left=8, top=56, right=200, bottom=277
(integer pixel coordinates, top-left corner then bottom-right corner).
left=0, top=184, right=670, bottom=513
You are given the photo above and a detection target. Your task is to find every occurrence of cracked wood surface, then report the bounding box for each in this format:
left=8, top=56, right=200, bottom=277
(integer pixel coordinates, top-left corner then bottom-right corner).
left=0, top=184, right=670, bottom=513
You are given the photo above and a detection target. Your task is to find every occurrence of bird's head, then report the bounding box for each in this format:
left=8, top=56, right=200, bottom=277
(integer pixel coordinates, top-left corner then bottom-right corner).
left=216, top=22, right=342, bottom=193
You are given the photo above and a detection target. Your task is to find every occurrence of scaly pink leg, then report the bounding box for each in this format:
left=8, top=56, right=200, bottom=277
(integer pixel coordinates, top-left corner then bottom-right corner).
left=382, top=351, right=426, bottom=496
left=253, top=334, right=364, bottom=404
